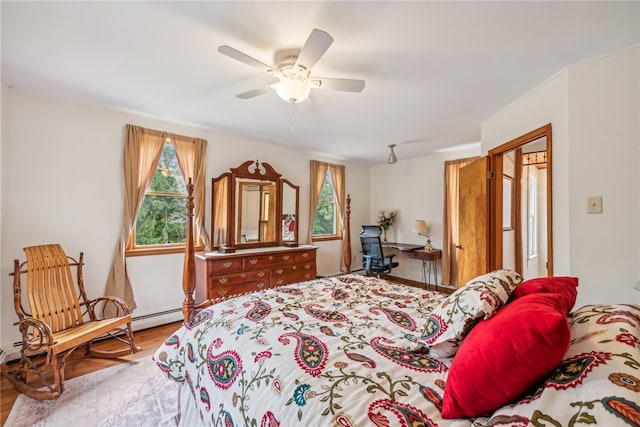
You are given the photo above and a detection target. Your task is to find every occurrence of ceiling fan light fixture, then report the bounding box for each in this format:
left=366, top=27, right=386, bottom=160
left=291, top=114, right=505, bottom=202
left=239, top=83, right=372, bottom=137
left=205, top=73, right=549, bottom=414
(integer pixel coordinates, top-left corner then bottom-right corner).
left=275, top=78, right=310, bottom=104
left=387, top=144, right=397, bottom=164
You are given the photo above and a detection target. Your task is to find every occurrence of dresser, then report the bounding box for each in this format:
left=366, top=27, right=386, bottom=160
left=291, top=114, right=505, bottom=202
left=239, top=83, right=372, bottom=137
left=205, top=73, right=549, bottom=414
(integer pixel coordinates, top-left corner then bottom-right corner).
left=194, top=246, right=317, bottom=302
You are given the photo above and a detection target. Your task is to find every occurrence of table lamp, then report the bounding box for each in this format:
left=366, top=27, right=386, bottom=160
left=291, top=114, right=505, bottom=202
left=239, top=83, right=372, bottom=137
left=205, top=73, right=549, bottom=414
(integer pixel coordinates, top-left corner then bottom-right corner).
left=412, top=220, right=432, bottom=251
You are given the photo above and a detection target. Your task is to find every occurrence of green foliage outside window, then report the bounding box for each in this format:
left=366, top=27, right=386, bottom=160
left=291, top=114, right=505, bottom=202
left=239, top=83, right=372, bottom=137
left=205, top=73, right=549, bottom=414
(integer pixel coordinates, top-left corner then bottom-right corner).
left=135, top=144, right=187, bottom=246
left=313, top=169, right=337, bottom=235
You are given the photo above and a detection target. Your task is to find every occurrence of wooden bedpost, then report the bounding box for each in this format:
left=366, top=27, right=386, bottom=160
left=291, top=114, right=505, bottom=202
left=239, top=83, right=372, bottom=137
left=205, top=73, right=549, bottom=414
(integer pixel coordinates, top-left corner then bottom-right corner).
left=343, top=194, right=352, bottom=273
left=182, top=178, right=196, bottom=324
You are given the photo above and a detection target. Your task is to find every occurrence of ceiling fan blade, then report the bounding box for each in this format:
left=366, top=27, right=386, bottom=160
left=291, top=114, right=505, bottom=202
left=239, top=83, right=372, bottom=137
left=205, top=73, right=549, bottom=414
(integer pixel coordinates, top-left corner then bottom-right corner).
left=294, top=29, right=334, bottom=72
left=236, top=84, right=275, bottom=100
left=309, top=77, right=365, bottom=93
left=218, top=45, right=281, bottom=77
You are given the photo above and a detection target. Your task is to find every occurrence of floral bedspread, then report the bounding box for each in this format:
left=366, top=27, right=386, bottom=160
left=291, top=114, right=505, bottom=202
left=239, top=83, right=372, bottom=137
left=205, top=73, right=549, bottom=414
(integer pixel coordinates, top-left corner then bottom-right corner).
left=154, top=274, right=640, bottom=426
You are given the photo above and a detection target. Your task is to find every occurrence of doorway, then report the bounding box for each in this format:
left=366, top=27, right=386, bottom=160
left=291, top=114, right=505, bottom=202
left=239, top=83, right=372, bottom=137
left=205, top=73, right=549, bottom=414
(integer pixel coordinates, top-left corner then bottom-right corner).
left=457, top=124, right=552, bottom=285
left=489, top=124, right=553, bottom=277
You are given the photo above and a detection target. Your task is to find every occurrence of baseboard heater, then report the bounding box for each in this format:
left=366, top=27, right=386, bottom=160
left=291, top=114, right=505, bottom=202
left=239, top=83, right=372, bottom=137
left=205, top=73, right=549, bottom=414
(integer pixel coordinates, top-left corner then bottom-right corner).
left=3, top=308, right=183, bottom=363
left=131, top=308, right=182, bottom=322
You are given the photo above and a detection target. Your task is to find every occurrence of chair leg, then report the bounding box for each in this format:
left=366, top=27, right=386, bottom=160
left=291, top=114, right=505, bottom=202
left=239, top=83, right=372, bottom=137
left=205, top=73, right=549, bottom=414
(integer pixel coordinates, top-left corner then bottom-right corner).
left=89, top=323, right=141, bottom=358
left=126, top=322, right=142, bottom=353
left=1, top=352, right=63, bottom=400
left=52, top=355, right=65, bottom=395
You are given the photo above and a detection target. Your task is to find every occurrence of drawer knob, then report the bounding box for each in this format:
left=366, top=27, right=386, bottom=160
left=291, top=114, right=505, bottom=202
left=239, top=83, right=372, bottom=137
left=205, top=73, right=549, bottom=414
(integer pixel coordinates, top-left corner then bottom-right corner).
left=275, top=279, right=283, bottom=285
left=276, top=269, right=283, bottom=274
left=223, top=261, right=232, bottom=268
left=219, top=277, right=228, bottom=284
left=304, top=264, right=311, bottom=270
left=257, top=271, right=265, bottom=277
left=302, top=253, right=308, bottom=258
left=257, top=282, right=265, bottom=289
left=282, top=255, right=290, bottom=260
left=219, top=290, right=228, bottom=296
left=249, top=259, right=258, bottom=264
left=240, top=273, right=246, bottom=278
left=268, top=256, right=274, bottom=260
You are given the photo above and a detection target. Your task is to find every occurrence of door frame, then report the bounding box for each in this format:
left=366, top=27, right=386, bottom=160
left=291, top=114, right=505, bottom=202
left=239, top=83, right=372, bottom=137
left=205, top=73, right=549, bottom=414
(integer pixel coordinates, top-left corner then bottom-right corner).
left=488, top=123, right=553, bottom=275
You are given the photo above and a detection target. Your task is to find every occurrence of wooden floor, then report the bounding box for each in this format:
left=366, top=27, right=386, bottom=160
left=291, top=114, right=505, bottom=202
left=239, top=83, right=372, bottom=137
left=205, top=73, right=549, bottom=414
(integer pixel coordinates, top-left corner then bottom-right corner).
left=0, top=321, right=182, bottom=425
left=384, top=274, right=456, bottom=294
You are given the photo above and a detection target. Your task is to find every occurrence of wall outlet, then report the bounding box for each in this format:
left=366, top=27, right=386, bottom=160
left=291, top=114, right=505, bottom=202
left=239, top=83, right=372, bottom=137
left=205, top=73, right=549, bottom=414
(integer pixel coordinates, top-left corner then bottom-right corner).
left=587, top=196, right=603, bottom=214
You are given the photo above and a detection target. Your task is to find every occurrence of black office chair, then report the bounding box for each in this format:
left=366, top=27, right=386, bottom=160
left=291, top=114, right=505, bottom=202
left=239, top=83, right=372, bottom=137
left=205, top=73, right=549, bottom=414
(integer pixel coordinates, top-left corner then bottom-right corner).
left=359, top=225, right=399, bottom=276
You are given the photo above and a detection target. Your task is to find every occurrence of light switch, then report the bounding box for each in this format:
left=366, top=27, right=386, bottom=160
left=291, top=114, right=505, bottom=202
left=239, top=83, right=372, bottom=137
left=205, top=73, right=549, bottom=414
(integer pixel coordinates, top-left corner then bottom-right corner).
left=587, top=196, right=603, bottom=214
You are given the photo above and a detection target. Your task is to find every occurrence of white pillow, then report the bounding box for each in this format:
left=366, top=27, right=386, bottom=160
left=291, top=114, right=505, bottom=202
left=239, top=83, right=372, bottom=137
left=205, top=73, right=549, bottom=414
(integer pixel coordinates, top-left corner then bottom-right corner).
left=417, top=269, right=522, bottom=357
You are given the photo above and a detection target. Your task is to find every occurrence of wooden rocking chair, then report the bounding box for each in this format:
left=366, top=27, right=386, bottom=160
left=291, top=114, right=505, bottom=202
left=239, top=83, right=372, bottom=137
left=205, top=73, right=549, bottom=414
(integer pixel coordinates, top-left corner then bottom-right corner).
left=1, top=244, right=141, bottom=400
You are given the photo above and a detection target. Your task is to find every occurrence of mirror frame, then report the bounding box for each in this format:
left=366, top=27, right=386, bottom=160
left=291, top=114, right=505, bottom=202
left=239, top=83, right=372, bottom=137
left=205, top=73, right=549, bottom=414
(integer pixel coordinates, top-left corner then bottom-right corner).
left=280, top=179, right=300, bottom=245
left=211, top=160, right=300, bottom=250
left=211, top=172, right=232, bottom=248
left=488, top=123, right=553, bottom=275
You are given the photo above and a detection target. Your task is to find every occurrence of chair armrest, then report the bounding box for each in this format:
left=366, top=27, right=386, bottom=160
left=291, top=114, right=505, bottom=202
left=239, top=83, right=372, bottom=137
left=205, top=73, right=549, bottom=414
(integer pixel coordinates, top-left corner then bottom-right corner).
left=385, top=253, right=396, bottom=261
left=17, top=318, right=55, bottom=354
left=86, top=296, right=132, bottom=319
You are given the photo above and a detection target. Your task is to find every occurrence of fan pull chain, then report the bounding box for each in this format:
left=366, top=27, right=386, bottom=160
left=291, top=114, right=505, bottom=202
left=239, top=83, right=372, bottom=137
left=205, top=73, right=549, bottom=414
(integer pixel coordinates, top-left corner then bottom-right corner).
left=290, top=106, right=295, bottom=132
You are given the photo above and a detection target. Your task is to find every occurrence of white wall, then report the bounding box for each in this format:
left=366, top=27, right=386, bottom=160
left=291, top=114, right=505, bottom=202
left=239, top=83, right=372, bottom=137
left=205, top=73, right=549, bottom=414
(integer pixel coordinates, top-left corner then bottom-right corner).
left=482, top=46, right=640, bottom=307
left=0, top=87, right=370, bottom=353
left=369, top=146, right=480, bottom=284
left=482, top=70, right=571, bottom=273
left=567, top=47, right=639, bottom=306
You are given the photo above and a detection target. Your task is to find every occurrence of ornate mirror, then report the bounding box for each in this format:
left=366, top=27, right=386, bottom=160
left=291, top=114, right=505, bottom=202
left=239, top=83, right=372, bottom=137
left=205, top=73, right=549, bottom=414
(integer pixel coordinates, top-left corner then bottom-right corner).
left=211, top=160, right=299, bottom=250
left=237, top=179, right=277, bottom=244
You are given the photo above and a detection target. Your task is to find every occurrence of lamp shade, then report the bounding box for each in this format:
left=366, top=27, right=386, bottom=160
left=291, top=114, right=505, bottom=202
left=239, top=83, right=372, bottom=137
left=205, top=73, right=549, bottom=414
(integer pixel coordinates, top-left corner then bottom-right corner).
left=275, top=78, right=310, bottom=104
left=412, top=220, right=428, bottom=235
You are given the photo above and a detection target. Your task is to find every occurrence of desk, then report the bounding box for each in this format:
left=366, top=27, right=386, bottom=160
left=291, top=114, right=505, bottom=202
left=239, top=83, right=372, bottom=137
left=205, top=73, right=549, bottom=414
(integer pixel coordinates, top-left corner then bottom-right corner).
left=381, top=242, right=423, bottom=251
left=401, top=248, right=442, bottom=290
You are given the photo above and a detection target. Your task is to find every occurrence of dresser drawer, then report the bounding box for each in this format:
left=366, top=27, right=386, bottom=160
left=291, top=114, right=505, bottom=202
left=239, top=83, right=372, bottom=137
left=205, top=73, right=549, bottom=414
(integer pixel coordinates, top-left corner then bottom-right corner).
left=271, top=262, right=315, bottom=277
left=209, top=269, right=269, bottom=286
left=271, top=269, right=316, bottom=287
left=209, top=280, right=269, bottom=300
left=244, top=252, right=295, bottom=269
left=401, top=249, right=442, bottom=261
left=208, top=258, right=243, bottom=274
left=294, top=250, right=315, bottom=262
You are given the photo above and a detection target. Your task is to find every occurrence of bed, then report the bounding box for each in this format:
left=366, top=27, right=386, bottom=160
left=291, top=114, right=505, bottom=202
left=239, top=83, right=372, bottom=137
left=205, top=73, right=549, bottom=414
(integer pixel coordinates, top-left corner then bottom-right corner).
left=154, top=184, right=640, bottom=426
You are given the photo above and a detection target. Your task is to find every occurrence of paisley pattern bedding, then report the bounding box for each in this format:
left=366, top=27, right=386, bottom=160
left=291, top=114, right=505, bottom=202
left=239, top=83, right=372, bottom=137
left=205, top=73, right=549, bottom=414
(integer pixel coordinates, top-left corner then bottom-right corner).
left=154, top=274, right=640, bottom=426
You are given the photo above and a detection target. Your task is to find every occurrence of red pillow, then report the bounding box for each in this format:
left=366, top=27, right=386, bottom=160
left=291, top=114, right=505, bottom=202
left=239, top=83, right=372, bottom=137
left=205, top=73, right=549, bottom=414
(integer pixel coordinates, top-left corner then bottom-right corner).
left=509, top=276, right=578, bottom=313
left=441, top=293, right=571, bottom=419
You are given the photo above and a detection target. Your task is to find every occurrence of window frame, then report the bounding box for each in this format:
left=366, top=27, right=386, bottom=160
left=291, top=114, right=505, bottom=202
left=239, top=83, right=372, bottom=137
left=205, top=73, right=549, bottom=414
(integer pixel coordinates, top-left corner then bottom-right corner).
left=125, top=141, right=203, bottom=256
left=311, top=166, right=343, bottom=242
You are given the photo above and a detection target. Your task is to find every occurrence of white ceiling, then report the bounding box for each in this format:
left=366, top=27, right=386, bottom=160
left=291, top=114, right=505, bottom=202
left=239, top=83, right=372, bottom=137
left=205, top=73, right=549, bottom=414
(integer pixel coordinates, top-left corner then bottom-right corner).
left=2, top=1, right=639, bottom=164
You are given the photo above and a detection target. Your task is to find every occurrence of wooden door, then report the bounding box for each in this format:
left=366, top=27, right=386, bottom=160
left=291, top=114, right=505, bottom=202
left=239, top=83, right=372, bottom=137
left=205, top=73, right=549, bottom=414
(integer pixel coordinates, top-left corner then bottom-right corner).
left=458, top=157, right=490, bottom=286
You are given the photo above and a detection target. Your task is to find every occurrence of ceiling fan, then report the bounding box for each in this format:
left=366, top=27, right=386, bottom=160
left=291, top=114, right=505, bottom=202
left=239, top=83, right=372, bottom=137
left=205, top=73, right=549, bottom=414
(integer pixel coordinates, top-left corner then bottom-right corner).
left=218, top=29, right=365, bottom=104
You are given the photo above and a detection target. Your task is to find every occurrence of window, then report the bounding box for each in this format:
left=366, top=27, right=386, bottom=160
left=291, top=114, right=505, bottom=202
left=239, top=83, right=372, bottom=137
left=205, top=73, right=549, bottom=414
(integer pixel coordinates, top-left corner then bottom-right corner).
left=123, top=126, right=208, bottom=257
left=133, top=142, right=188, bottom=249
left=313, top=169, right=339, bottom=237
left=310, top=161, right=344, bottom=241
